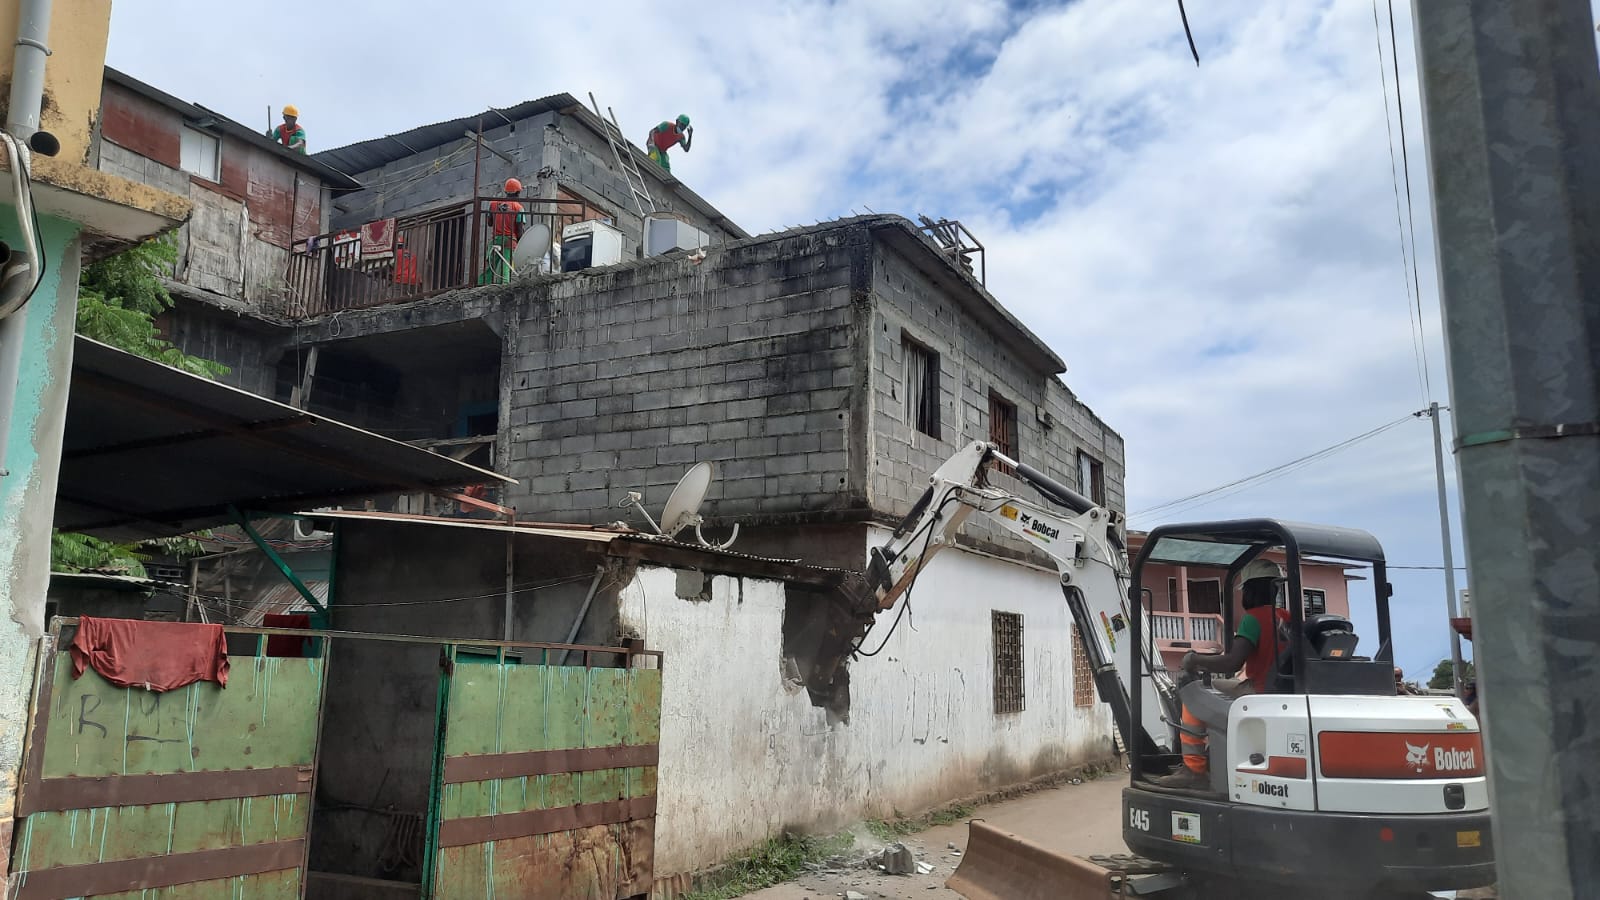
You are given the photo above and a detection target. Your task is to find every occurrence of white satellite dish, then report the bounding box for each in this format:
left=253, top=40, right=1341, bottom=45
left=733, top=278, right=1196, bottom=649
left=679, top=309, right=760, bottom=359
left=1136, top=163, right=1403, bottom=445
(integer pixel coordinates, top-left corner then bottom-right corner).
left=511, top=222, right=553, bottom=272
left=659, top=462, right=714, bottom=538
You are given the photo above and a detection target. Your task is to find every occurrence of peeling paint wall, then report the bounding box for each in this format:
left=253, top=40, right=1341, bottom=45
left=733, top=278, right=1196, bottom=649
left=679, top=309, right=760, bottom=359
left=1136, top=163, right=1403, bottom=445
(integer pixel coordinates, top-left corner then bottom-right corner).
left=621, top=533, right=1115, bottom=878
left=0, top=216, right=84, bottom=878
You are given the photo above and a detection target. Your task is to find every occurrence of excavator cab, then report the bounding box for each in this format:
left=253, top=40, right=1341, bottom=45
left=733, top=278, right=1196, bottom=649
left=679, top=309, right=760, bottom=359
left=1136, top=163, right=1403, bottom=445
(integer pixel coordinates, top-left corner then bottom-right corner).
left=1116, top=519, right=1493, bottom=895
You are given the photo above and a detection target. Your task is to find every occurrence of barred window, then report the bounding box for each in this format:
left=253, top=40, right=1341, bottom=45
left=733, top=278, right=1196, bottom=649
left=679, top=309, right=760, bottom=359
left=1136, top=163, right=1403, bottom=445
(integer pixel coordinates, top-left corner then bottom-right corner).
left=993, top=611, right=1025, bottom=714
left=904, top=336, right=941, bottom=438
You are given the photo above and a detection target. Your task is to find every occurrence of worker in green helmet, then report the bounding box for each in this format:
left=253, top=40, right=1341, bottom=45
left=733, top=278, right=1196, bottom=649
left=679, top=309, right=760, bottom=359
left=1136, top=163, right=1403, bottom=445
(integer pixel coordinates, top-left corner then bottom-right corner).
left=646, top=114, right=693, bottom=172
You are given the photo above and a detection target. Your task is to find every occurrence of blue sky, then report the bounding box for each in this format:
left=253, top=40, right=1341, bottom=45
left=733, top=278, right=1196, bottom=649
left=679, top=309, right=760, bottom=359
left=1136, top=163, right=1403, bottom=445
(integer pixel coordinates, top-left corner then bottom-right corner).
left=106, top=0, right=1497, bottom=680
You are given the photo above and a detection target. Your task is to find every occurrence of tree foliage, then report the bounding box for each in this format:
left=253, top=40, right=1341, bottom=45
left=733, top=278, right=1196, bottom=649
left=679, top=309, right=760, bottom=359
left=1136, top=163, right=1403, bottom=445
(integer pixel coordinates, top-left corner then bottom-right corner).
left=75, top=235, right=229, bottom=378
left=51, top=237, right=229, bottom=574
left=1428, top=658, right=1475, bottom=690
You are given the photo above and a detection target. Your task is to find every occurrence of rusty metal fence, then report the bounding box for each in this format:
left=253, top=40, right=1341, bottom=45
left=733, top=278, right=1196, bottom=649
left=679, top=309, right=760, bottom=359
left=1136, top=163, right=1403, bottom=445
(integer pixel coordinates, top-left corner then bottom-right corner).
left=283, top=198, right=598, bottom=317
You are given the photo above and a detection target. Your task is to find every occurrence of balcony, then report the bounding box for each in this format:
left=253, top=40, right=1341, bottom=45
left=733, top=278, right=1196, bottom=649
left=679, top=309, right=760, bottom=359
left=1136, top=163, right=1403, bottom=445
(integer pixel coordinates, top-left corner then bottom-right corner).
left=278, top=196, right=598, bottom=318
left=1148, top=612, right=1224, bottom=650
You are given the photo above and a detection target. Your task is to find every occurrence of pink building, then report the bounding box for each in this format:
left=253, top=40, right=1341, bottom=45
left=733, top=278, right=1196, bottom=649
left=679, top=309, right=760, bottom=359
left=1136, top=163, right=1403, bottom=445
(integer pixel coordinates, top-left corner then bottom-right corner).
left=1127, top=532, right=1354, bottom=671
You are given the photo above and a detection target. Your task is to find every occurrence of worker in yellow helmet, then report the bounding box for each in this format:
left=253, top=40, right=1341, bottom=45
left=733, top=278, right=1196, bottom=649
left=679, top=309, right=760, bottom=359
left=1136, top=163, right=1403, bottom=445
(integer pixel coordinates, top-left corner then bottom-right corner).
left=267, top=105, right=307, bottom=154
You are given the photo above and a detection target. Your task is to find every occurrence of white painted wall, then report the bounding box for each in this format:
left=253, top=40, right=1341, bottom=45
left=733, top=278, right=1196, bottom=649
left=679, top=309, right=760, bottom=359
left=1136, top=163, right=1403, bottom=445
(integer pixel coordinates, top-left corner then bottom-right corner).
left=619, top=528, right=1116, bottom=877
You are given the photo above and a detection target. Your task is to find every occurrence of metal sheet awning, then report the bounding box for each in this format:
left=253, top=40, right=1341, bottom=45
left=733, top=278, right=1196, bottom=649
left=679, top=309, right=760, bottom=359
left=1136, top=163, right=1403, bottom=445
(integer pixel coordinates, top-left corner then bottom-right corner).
left=56, top=338, right=514, bottom=541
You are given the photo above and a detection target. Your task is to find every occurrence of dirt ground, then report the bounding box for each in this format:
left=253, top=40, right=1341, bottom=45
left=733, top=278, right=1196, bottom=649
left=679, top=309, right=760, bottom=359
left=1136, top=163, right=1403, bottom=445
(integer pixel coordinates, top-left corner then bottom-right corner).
left=739, top=773, right=1128, bottom=900
left=735, top=772, right=1495, bottom=900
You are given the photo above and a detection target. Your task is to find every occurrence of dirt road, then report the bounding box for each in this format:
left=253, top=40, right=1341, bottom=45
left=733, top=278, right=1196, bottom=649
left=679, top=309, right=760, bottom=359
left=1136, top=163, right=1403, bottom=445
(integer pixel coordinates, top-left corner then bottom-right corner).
left=740, top=773, right=1127, bottom=899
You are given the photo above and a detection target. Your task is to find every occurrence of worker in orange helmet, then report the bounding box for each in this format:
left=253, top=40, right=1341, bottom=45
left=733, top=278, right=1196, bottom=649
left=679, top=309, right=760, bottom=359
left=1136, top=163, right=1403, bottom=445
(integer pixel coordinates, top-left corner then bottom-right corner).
left=479, top=177, right=528, bottom=285
left=266, top=105, right=307, bottom=153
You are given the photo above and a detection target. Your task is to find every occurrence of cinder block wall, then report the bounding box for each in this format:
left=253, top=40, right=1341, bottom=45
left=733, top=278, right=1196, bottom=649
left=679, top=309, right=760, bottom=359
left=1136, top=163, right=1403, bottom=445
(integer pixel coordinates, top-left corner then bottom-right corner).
left=502, top=223, right=870, bottom=523
left=868, top=238, right=1126, bottom=555
left=327, top=108, right=738, bottom=256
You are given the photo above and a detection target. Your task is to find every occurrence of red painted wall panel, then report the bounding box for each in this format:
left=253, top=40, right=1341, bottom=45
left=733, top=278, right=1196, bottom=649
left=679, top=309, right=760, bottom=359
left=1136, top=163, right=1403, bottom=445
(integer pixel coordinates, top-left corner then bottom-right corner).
left=100, top=84, right=180, bottom=168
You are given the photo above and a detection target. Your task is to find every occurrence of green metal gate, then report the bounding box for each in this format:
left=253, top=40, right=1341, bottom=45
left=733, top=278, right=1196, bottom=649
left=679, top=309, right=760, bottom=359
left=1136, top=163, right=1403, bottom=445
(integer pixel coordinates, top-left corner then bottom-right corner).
left=425, top=643, right=663, bottom=899
left=9, top=623, right=328, bottom=899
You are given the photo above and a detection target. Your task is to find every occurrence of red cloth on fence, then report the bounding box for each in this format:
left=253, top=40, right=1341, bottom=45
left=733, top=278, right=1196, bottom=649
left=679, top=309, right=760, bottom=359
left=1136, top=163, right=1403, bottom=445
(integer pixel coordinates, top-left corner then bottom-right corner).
left=263, top=613, right=313, bottom=657
left=69, top=616, right=229, bottom=692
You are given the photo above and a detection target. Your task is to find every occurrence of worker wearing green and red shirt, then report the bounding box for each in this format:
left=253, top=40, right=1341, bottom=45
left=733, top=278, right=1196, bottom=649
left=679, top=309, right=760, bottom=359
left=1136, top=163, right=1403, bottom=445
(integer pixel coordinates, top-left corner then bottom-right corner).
left=646, top=114, right=692, bottom=172
left=267, top=105, right=307, bottom=154
left=479, top=178, right=527, bottom=285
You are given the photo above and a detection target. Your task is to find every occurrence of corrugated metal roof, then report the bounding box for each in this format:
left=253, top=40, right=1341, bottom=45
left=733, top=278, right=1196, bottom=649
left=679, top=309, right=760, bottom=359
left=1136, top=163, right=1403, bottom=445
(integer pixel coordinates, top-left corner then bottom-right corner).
left=312, top=94, right=578, bottom=177
left=240, top=580, right=329, bottom=626
left=55, top=338, right=514, bottom=541
left=103, top=67, right=363, bottom=191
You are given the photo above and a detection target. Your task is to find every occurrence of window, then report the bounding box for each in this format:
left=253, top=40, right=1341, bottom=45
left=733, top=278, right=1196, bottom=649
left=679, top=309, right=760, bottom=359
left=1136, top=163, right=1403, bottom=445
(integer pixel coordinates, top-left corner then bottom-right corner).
left=1076, top=450, right=1106, bottom=505
left=992, top=611, right=1025, bottom=714
left=988, top=392, right=1018, bottom=473
left=1167, top=576, right=1180, bottom=613
left=1071, top=626, right=1095, bottom=708
left=1187, top=579, right=1222, bottom=615
left=1303, top=588, right=1327, bottom=616
left=180, top=126, right=220, bottom=181
left=904, top=335, right=941, bottom=438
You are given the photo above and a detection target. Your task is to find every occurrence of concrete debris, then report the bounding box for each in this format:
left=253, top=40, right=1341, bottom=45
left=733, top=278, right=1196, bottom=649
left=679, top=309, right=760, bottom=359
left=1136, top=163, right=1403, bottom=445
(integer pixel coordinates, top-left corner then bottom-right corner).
left=916, top=861, right=935, bottom=875
left=870, top=842, right=916, bottom=875
left=947, top=841, right=957, bottom=849
left=845, top=892, right=868, bottom=900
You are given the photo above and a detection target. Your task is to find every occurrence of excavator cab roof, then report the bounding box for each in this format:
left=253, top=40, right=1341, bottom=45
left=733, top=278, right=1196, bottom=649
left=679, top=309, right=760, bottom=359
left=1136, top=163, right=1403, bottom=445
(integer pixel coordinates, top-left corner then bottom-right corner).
left=1136, top=517, right=1386, bottom=569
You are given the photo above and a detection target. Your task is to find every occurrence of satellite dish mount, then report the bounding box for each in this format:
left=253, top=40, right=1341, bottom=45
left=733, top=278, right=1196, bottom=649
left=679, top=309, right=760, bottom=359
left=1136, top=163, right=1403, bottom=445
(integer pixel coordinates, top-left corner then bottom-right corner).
left=617, top=461, right=739, bottom=550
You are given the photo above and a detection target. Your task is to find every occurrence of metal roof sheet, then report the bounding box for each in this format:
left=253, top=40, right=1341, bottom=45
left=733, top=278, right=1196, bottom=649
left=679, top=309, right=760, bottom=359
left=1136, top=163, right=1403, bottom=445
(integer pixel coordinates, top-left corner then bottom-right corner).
left=56, top=338, right=512, bottom=541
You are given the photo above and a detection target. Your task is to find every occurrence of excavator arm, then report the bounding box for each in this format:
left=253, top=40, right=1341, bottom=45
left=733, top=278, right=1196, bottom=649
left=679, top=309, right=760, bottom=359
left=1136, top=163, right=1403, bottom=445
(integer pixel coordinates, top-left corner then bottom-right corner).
left=865, top=441, right=1178, bottom=755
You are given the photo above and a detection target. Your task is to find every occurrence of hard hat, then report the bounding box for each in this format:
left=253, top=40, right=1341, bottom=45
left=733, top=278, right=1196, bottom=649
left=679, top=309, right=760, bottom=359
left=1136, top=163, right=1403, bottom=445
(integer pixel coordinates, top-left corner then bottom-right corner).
left=282, top=104, right=299, bottom=118
left=676, top=114, right=690, bottom=127
left=1239, top=558, right=1284, bottom=584
left=504, top=177, right=522, bottom=193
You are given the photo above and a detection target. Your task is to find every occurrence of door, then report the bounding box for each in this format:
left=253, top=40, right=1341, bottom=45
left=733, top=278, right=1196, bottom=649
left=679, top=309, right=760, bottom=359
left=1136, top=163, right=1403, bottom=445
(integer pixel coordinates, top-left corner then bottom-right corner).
left=10, top=629, right=328, bottom=899
left=425, top=646, right=662, bottom=899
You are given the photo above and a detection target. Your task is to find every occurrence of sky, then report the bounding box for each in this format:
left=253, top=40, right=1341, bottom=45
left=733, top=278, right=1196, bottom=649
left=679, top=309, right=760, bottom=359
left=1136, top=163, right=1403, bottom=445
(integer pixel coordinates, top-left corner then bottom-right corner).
left=104, top=0, right=1510, bottom=680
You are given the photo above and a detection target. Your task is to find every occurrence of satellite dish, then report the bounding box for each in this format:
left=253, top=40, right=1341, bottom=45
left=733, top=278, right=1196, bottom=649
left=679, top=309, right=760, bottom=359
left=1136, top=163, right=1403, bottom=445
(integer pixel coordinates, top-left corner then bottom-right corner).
left=659, top=462, right=714, bottom=538
left=512, top=222, right=553, bottom=272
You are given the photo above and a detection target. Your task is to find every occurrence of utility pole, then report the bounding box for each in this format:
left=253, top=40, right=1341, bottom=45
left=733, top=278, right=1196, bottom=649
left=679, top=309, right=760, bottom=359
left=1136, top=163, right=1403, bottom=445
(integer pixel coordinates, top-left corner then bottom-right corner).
left=1410, top=2, right=1600, bottom=897
left=1426, top=402, right=1464, bottom=695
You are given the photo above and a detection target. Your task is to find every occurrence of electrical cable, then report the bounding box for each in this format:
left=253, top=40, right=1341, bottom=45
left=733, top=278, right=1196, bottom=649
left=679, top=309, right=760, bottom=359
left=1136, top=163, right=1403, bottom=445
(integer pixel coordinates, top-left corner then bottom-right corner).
left=1386, top=0, right=1432, bottom=402
left=1132, top=413, right=1417, bottom=520
left=1371, top=0, right=1431, bottom=406
left=854, top=497, right=957, bottom=657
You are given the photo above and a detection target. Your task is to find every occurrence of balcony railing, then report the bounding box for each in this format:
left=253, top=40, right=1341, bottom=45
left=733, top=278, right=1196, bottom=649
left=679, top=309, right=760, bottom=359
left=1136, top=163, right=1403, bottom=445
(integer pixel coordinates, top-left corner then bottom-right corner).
left=1147, top=611, right=1224, bottom=647
left=281, top=197, right=596, bottom=318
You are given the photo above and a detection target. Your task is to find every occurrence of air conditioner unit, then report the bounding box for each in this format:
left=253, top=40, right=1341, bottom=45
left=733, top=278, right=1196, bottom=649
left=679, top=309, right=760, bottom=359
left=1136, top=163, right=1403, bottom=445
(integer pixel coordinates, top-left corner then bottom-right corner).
left=644, top=215, right=709, bottom=257
left=561, top=220, right=624, bottom=272
left=292, top=520, right=333, bottom=542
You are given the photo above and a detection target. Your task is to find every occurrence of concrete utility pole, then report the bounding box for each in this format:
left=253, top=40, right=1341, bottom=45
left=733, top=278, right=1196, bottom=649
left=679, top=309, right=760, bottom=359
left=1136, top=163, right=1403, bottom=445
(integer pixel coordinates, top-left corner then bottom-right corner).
left=1426, top=402, right=1464, bottom=695
left=1410, top=1, right=1600, bottom=896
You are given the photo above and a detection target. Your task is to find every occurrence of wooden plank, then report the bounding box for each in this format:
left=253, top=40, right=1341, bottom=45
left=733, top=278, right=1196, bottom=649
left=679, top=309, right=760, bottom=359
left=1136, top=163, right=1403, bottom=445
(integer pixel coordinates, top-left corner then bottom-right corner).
left=13, top=839, right=303, bottom=899
left=23, top=766, right=312, bottom=814
left=441, top=745, right=659, bottom=784
left=543, top=666, right=587, bottom=811
left=584, top=669, right=628, bottom=805
left=437, top=797, right=656, bottom=848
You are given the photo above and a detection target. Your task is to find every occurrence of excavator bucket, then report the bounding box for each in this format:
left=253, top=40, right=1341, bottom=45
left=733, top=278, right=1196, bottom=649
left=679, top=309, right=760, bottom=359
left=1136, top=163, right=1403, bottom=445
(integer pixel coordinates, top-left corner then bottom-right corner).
left=947, top=820, right=1126, bottom=900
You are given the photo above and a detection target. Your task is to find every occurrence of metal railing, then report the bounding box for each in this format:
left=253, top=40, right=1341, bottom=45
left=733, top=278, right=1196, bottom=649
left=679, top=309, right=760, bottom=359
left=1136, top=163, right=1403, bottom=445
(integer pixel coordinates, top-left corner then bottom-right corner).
left=282, top=197, right=596, bottom=317
left=1147, top=611, right=1224, bottom=646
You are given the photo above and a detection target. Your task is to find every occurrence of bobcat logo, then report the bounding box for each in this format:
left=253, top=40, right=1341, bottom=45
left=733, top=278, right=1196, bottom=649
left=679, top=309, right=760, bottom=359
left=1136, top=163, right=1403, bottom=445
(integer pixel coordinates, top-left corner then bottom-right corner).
left=1405, top=741, right=1431, bottom=773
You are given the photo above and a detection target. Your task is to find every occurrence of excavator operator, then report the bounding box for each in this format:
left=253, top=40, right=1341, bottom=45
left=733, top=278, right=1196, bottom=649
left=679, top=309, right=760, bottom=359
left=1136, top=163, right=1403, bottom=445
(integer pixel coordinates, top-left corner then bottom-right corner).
left=1152, top=559, right=1289, bottom=789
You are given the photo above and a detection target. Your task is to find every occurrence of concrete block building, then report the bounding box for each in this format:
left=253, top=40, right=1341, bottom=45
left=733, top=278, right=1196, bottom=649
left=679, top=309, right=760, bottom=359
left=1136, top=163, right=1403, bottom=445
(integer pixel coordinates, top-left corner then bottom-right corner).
left=90, top=79, right=1130, bottom=889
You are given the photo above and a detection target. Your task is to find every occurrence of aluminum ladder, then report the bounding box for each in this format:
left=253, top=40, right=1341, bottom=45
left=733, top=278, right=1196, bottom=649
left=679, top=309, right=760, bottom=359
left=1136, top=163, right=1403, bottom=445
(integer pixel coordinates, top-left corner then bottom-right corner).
left=588, top=92, right=657, bottom=219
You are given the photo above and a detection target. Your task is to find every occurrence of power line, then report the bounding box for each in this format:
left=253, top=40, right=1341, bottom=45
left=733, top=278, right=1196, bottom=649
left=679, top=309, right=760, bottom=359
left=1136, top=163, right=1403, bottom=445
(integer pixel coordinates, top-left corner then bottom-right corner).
left=1371, top=0, right=1431, bottom=406
left=1386, top=0, right=1433, bottom=402
left=1131, top=412, right=1418, bottom=521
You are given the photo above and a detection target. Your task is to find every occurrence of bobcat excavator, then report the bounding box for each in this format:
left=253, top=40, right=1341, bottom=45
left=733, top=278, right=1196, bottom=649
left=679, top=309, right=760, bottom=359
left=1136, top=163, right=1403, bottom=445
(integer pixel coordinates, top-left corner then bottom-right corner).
left=863, top=441, right=1495, bottom=899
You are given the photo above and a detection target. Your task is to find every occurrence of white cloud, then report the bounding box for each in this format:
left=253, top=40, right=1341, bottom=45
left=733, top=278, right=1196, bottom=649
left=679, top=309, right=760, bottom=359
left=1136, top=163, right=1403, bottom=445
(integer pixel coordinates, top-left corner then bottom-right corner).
left=105, top=0, right=1471, bottom=675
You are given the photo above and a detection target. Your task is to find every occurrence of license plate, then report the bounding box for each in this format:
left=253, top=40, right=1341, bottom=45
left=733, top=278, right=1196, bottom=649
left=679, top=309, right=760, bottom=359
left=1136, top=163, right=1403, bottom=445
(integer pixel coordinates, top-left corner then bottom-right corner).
left=1457, top=830, right=1481, bottom=848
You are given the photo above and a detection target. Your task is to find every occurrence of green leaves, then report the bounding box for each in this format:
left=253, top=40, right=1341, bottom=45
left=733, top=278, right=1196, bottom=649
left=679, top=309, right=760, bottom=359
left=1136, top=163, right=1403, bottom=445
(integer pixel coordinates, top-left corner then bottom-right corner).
left=75, top=235, right=229, bottom=379
left=49, top=530, right=149, bottom=577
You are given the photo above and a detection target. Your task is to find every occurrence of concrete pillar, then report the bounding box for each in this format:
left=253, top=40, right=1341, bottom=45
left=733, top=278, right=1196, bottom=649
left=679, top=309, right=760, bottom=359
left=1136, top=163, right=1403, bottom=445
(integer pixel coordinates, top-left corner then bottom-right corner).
left=1410, top=1, right=1600, bottom=895
left=0, top=217, right=83, bottom=879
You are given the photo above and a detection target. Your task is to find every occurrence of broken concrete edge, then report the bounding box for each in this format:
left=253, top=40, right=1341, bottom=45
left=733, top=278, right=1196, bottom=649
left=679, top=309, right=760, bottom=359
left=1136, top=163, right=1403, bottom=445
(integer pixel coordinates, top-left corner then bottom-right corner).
left=653, top=755, right=1125, bottom=898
